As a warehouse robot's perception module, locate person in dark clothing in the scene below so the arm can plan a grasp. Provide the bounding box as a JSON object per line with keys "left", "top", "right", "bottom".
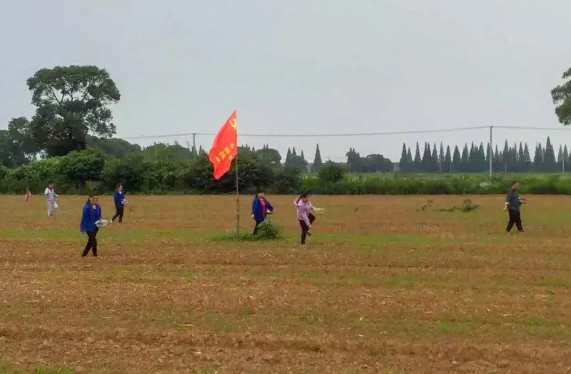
{"left": 251, "top": 191, "right": 274, "bottom": 235}
{"left": 504, "top": 181, "right": 526, "bottom": 232}
{"left": 112, "top": 183, "right": 126, "bottom": 224}
{"left": 81, "top": 194, "right": 102, "bottom": 257}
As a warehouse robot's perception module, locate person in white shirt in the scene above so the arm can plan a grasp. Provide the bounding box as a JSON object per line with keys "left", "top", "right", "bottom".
{"left": 44, "top": 182, "right": 59, "bottom": 217}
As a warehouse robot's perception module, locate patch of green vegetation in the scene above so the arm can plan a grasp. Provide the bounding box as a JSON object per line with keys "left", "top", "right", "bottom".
{"left": 213, "top": 221, "right": 283, "bottom": 242}
{"left": 535, "top": 277, "right": 571, "bottom": 288}
{"left": 0, "top": 227, "right": 210, "bottom": 242}
{"left": 33, "top": 364, "right": 77, "bottom": 374}
{"left": 433, "top": 199, "right": 480, "bottom": 213}
{"left": 0, "top": 364, "right": 77, "bottom": 374}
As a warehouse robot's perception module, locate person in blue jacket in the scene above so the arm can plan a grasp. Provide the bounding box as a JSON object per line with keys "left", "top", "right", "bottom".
{"left": 80, "top": 193, "right": 102, "bottom": 257}
{"left": 111, "top": 183, "right": 126, "bottom": 224}
{"left": 251, "top": 191, "right": 274, "bottom": 235}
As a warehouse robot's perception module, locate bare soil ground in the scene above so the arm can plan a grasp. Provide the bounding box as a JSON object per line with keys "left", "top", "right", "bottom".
{"left": 1, "top": 195, "right": 571, "bottom": 373}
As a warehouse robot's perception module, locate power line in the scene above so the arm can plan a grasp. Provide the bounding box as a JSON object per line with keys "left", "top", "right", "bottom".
{"left": 494, "top": 125, "right": 571, "bottom": 131}
{"left": 121, "top": 125, "right": 492, "bottom": 140}
{"left": 121, "top": 125, "right": 571, "bottom": 140}
{"left": 120, "top": 125, "right": 571, "bottom": 141}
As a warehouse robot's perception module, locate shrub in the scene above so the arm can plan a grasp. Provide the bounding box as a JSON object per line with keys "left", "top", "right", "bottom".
{"left": 318, "top": 162, "right": 346, "bottom": 184}
{"left": 254, "top": 220, "right": 282, "bottom": 240}
{"left": 215, "top": 220, "right": 283, "bottom": 242}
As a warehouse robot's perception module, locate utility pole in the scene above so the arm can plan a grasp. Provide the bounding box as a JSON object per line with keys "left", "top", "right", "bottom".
{"left": 192, "top": 133, "right": 196, "bottom": 151}
{"left": 489, "top": 126, "right": 493, "bottom": 178}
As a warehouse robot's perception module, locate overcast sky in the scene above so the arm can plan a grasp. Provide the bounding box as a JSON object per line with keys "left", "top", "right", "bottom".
{"left": 1, "top": 0, "right": 571, "bottom": 161}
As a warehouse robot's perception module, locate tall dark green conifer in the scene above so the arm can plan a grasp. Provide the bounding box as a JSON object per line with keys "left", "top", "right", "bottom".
{"left": 468, "top": 143, "right": 477, "bottom": 172}
{"left": 444, "top": 146, "right": 452, "bottom": 173}
{"left": 533, "top": 143, "right": 543, "bottom": 171}
{"left": 522, "top": 143, "right": 532, "bottom": 172}
{"left": 431, "top": 143, "right": 439, "bottom": 172}
{"left": 543, "top": 137, "right": 557, "bottom": 172}
{"left": 557, "top": 145, "right": 564, "bottom": 172}
{"left": 421, "top": 143, "right": 431, "bottom": 172}
{"left": 460, "top": 144, "right": 469, "bottom": 172}
{"left": 399, "top": 143, "right": 410, "bottom": 172}
{"left": 313, "top": 144, "right": 323, "bottom": 172}
{"left": 413, "top": 142, "right": 422, "bottom": 172}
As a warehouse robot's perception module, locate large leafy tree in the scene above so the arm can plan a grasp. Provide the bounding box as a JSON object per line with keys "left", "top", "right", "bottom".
{"left": 25, "top": 65, "right": 121, "bottom": 156}
{"left": 86, "top": 135, "right": 141, "bottom": 159}
{"left": 0, "top": 117, "right": 36, "bottom": 167}
{"left": 552, "top": 67, "right": 571, "bottom": 125}
{"left": 7, "top": 117, "right": 36, "bottom": 158}
{"left": 256, "top": 144, "right": 282, "bottom": 169}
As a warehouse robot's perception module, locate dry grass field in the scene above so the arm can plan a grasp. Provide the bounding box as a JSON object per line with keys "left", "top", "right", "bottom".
{"left": 1, "top": 194, "right": 571, "bottom": 373}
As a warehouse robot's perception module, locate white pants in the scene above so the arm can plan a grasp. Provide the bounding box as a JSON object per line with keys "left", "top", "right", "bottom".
{"left": 47, "top": 201, "right": 59, "bottom": 216}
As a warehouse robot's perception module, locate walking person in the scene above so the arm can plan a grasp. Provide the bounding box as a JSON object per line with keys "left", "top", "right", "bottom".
{"left": 505, "top": 181, "right": 526, "bottom": 232}
{"left": 295, "top": 193, "right": 317, "bottom": 245}
{"left": 251, "top": 191, "right": 274, "bottom": 235}
{"left": 44, "top": 182, "right": 59, "bottom": 217}
{"left": 80, "top": 194, "right": 102, "bottom": 257}
{"left": 111, "top": 183, "right": 126, "bottom": 224}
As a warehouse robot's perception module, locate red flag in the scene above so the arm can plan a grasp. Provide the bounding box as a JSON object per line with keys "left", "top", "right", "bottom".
{"left": 209, "top": 111, "right": 238, "bottom": 180}
{"left": 24, "top": 188, "right": 32, "bottom": 202}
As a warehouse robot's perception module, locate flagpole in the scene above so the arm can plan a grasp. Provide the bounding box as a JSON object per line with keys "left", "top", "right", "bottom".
{"left": 235, "top": 148, "right": 240, "bottom": 236}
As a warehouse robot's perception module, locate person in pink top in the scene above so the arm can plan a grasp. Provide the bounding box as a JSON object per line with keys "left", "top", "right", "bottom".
{"left": 295, "top": 193, "right": 317, "bottom": 245}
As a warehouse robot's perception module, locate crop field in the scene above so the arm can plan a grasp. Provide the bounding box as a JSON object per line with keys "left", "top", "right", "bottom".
{"left": 1, "top": 195, "right": 571, "bottom": 373}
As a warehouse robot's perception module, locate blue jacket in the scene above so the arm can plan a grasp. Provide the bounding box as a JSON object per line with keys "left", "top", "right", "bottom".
{"left": 80, "top": 203, "right": 102, "bottom": 232}
{"left": 114, "top": 190, "right": 125, "bottom": 208}
{"left": 252, "top": 197, "right": 273, "bottom": 223}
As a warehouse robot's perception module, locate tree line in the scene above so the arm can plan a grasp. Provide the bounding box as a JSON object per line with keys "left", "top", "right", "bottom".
{"left": 399, "top": 137, "right": 569, "bottom": 173}
{"left": 1, "top": 63, "right": 571, "bottom": 194}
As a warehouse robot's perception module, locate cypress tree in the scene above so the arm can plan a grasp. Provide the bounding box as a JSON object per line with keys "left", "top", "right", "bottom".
{"left": 431, "top": 143, "right": 439, "bottom": 172}
{"left": 494, "top": 145, "right": 501, "bottom": 173}
{"left": 444, "top": 145, "right": 452, "bottom": 173}
{"left": 413, "top": 142, "right": 422, "bottom": 172}
{"left": 399, "top": 143, "right": 409, "bottom": 172}
{"left": 477, "top": 143, "right": 485, "bottom": 172}
{"left": 543, "top": 137, "right": 557, "bottom": 172}
{"left": 421, "top": 143, "right": 431, "bottom": 172}
{"left": 557, "top": 145, "right": 564, "bottom": 172}
{"left": 517, "top": 142, "right": 525, "bottom": 171}
{"left": 285, "top": 148, "right": 292, "bottom": 166}
{"left": 522, "top": 143, "right": 532, "bottom": 172}
{"left": 461, "top": 144, "right": 469, "bottom": 172}
{"left": 501, "top": 141, "right": 509, "bottom": 173}
{"left": 452, "top": 145, "right": 461, "bottom": 173}
{"left": 468, "top": 143, "right": 477, "bottom": 172}
{"left": 313, "top": 144, "right": 323, "bottom": 172}
{"left": 533, "top": 143, "right": 543, "bottom": 171}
